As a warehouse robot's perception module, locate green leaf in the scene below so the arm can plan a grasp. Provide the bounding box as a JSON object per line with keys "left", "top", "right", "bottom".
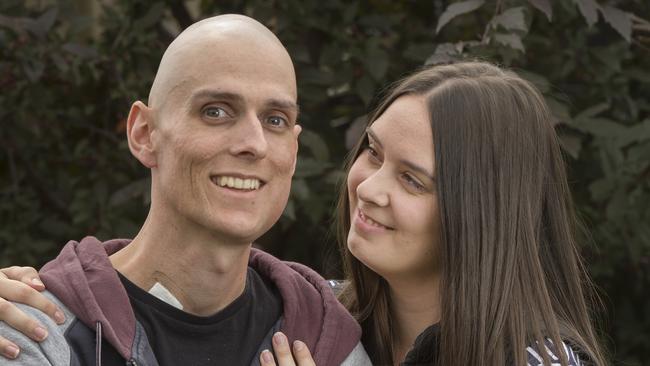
{"left": 625, "top": 68, "right": 650, "bottom": 83}
{"left": 282, "top": 199, "right": 296, "bottom": 221}
{"left": 517, "top": 70, "right": 550, "bottom": 93}
{"left": 527, "top": 0, "right": 552, "bottom": 21}
{"left": 355, "top": 75, "right": 375, "bottom": 106}
{"left": 574, "top": 103, "right": 610, "bottom": 122}
{"left": 299, "top": 128, "right": 330, "bottom": 161}
{"left": 62, "top": 43, "right": 98, "bottom": 59}
{"left": 25, "top": 8, "right": 57, "bottom": 39}
{"left": 573, "top": 0, "right": 599, "bottom": 27}
{"left": 619, "top": 120, "right": 650, "bottom": 146}
{"left": 606, "top": 189, "right": 628, "bottom": 221}
{"left": 492, "top": 33, "right": 525, "bottom": 52}
{"left": 600, "top": 6, "right": 632, "bottom": 42}
{"left": 436, "top": 0, "right": 485, "bottom": 34}
{"left": 425, "top": 43, "right": 462, "bottom": 65}
{"left": 365, "top": 46, "right": 389, "bottom": 80}
{"left": 589, "top": 178, "right": 615, "bottom": 202}
{"left": 295, "top": 157, "right": 331, "bottom": 178}
{"left": 559, "top": 131, "right": 582, "bottom": 159}
{"left": 403, "top": 43, "right": 437, "bottom": 62}
{"left": 23, "top": 60, "right": 44, "bottom": 82}
{"left": 291, "top": 178, "right": 311, "bottom": 201}
{"left": 573, "top": 117, "right": 624, "bottom": 138}
{"left": 345, "top": 116, "right": 367, "bottom": 150}
{"left": 492, "top": 7, "right": 528, "bottom": 32}
{"left": 137, "top": 2, "right": 166, "bottom": 30}
{"left": 109, "top": 178, "right": 150, "bottom": 207}
{"left": 545, "top": 97, "right": 571, "bottom": 124}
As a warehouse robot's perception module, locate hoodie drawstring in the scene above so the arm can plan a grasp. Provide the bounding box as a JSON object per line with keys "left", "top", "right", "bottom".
{"left": 95, "top": 321, "right": 102, "bottom": 366}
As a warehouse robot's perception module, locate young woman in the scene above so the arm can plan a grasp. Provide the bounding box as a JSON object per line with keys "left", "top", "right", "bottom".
{"left": 0, "top": 62, "right": 606, "bottom": 365}
{"left": 331, "top": 62, "right": 606, "bottom": 365}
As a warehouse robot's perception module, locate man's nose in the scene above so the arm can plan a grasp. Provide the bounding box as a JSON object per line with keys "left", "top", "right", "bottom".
{"left": 228, "top": 112, "right": 268, "bottom": 160}
{"left": 356, "top": 169, "right": 390, "bottom": 207}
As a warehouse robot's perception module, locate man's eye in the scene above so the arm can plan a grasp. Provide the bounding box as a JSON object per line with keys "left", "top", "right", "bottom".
{"left": 203, "top": 107, "right": 227, "bottom": 118}
{"left": 266, "top": 116, "right": 287, "bottom": 127}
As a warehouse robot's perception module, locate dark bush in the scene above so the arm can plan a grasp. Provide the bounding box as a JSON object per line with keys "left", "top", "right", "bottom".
{"left": 1, "top": 0, "right": 648, "bottom": 363}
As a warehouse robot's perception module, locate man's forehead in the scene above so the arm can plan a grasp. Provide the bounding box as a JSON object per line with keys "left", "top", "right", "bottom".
{"left": 149, "top": 14, "right": 296, "bottom": 109}
{"left": 189, "top": 89, "right": 299, "bottom": 111}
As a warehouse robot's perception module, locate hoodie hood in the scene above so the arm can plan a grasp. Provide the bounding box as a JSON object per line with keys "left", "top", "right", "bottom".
{"left": 39, "top": 237, "right": 134, "bottom": 359}
{"left": 249, "top": 248, "right": 361, "bottom": 365}
{"left": 39, "top": 237, "right": 361, "bottom": 365}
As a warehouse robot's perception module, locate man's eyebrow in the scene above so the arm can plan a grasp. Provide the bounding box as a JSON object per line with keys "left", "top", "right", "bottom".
{"left": 267, "top": 99, "right": 300, "bottom": 116}
{"left": 367, "top": 127, "right": 435, "bottom": 182}
{"left": 189, "top": 89, "right": 300, "bottom": 115}
{"left": 190, "top": 90, "right": 244, "bottom": 103}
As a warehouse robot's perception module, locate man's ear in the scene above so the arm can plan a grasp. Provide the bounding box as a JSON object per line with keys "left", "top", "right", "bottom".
{"left": 290, "top": 124, "right": 302, "bottom": 175}
{"left": 126, "top": 101, "right": 157, "bottom": 168}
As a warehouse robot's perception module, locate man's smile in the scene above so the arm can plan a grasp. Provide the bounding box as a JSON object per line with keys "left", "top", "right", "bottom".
{"left": 210, "top": 175, "right": 265, "bottom": 191}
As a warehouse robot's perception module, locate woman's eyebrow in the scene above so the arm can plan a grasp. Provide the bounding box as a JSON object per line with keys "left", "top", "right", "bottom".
{"left": 399, "top": 159, "right": 435, "bottom": 182}
{"left": 366, "top": 128, "right": 383, "bottom": 148}
{"left": 367, "top": 127, "right": 435, "bottom": 182}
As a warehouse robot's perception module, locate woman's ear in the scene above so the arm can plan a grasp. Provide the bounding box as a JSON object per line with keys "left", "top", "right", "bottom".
{"left": 126, "top": 101, "right": 157, "bottom": 168}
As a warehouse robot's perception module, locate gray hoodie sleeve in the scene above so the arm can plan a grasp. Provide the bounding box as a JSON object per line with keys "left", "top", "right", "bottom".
{"left": 340, "top": 342, "right": 372, "bottom": 366}
{"left": 0, "top": 294, "right": 73, "bottom": 365}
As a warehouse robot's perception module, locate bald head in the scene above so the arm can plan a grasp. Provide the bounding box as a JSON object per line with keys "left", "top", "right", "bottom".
{"left": 148, "top": 14, "right": 296, "bottom": 110}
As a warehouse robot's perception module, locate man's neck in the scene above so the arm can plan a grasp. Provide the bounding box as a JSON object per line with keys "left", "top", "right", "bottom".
{"left": 387, "top": 274, "right": 440, "bottom": 365}
{"left": 109, "top": 210, "right": 252, "bottom": 316}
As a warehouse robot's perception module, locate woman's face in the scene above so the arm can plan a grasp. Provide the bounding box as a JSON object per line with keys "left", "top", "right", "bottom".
{"left": 347, "top": 94, "right": 441, "bottom": 282}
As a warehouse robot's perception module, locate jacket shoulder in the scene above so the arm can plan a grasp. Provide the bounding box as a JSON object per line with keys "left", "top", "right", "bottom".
{"left": 0, "top": 291, "right": 74, "bottom": 365}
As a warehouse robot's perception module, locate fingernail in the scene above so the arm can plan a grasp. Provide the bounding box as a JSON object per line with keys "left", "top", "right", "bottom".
{"left": 261, "top": 350, "right": 273, "bottom": 363}
{"left": 54, "top": 310, "right": 65, "bottom": 324}
{"left": 31, "top": 278, "right": 44, "bottom": 287}
{"left": 293, "top": 340, "right": 305, "bottom": 351}
{"left": 4, "top": 344, "right": 19, "bottom": 358}
{"left": 33, "top": 326, "right": 48, "bottom": 340}
{"left": 273, "top": 332, "right": 286, "bottom": 346}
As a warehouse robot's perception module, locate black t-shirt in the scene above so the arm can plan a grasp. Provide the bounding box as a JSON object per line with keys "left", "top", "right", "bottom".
{"left": 118, "top": 267, "right": 282, "bottom": 366}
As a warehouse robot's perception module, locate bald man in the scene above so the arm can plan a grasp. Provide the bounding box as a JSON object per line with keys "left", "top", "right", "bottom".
{"left": 0, "top": 15, "right": 369, "bottom": 366}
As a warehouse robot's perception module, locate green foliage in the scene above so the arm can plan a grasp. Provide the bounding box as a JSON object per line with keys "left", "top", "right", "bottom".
{"left": 1, "top": 0, "right": 648, "bottom": 363}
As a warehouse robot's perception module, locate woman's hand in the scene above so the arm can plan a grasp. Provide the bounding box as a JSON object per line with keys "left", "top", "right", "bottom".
{"left": 0, "top": 266, "right": 65, "bottom": 359}
{"left": 259, "top": 332, "right": 315, "bottom": 366}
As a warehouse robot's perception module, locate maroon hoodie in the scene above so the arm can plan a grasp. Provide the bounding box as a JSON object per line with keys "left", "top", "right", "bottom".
{"left": 32, "top": 236, "right": 364, "bottom": 366}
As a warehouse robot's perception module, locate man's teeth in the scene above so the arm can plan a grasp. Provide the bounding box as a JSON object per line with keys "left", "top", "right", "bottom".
{"left": 215, "top": 176, "right": 261, "bottom": 190}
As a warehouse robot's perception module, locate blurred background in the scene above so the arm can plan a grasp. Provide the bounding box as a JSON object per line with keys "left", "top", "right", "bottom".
{"left": 1, "top": 0, "right": 648, "bottom": 363}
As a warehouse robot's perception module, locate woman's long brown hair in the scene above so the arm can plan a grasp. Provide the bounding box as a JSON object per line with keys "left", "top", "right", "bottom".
{"left": 336, "top": 62, "right": 607, "bottom": 365}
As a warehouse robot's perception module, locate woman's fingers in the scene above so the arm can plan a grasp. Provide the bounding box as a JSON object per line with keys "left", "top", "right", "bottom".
{"left": 271, "top": 332, "right": 296, "bottom": 366}
{"left": 0, "top": 266, "right": 45, "bottom": 290}
{"left": 259, "top": 333, "right": 315, "bottom": 366}
{"left": 260, "top": 349, "right": 277, "bottom": 366}
{"left": 0, "top": 296, "right": 49, "bottom": 342}
{"left": 0, "top": 335, "right": 20, "bottom": 359}
{"left": 0, "top": 269, "right": 66, "bottom": 358}
{"left": 0, "top": 268, "right": 64, "bottom": 325}
{"left": 291, "top": 340, "right": 315, "bottom": 366}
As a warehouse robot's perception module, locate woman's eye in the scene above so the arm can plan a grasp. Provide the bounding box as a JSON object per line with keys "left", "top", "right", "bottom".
{"left": 203, "top": 106, "right": 227, "bottom": 119}
{"left": 365, "top": 146, "right": 381, "bottom": 163}
{"left": 402, "top": 173, "right": 425, "bottom": 192}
